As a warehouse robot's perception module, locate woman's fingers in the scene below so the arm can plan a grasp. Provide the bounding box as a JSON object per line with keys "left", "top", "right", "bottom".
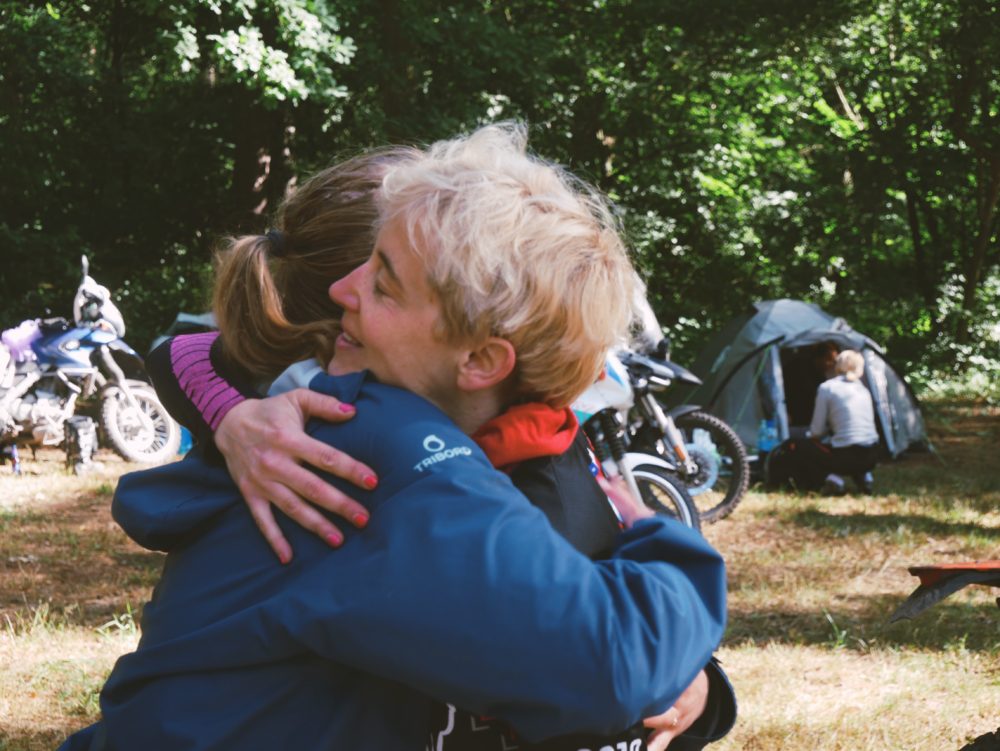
{"left": 645, "top": 728, "right": 674, "bottom": 751}
{"left": 240, "top": 487, "right": 293, "bottom": 564}
{"left": 240, "top": 476, "right": 351, "bottom": 562}
{"left": 215, "top": 391, "right": 377, "bottom": 556}
{"left": 280, "top": 428, "right": 378, "bottom": 496}
{"left": 266, "top": 479, "right": 348, "bottom": 547}
{"left": 642, "top": 708, "right": 682, "bottom": 751}
{"left": 285, "top": 388, "right": 379, "bottom": 492}
{"left": 263, "top": 448, "right": 371, "bottom": 528}
{"left": 641, "top": 668, "right": 709, "bottom": 750}
{"left": 596, "top": 473, "right": 653, "bottom": 527}
{"left": 290, "top": 387, "right": 358, "bottom": 423}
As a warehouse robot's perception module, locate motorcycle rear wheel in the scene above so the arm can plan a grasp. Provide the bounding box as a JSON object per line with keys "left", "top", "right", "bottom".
{"left": 673, "top": 410, "right": 749, "bottom": 523}
{"left": 631, "top": 464, "right": 701, "bottom": 532}
{"left": 100, "top": 380, "right": 180, "bottom": 464}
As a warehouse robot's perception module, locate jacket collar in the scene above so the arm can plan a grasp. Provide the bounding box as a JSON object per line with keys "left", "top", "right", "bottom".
{"left": 472, "top": 403, "right": 579, "bottom": 471}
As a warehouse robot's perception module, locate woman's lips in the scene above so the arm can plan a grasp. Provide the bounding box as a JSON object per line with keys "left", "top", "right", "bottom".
{"left": 339, "top": 330, "right": 362, "bottom": 348}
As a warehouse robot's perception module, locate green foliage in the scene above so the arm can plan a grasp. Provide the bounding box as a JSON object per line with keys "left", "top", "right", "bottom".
{"left": 0, "top": 0, "right": 997, "bottom": 370}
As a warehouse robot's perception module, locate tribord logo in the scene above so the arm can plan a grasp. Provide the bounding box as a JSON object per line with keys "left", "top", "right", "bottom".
{"left": 414, "top": 434, "right": 473, "bottom": 472}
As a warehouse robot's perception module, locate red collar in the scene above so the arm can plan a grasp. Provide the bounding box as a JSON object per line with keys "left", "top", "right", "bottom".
{"left": 471, "top": 403, "right": 579, "bottom": 471}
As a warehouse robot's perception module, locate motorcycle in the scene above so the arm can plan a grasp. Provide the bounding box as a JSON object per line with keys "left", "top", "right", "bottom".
{"left": 575, "top": 344, "right": 750, "bottom": 525}
{"left": 573, "top": 353, "right": 701, "bottom": 532}
{"left": 0, "top": 256, "right": 180, "bottom": 472}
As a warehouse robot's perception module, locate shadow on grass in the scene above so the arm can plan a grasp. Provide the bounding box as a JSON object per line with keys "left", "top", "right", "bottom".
{"left": 726, "top": 592, "right": 1000, "bottom": 652}
{"left": 790, "top": 509, "right": 1000, "bottom": 540}
{"left": 0, "top": 492, "right": 163, "bottom": 629}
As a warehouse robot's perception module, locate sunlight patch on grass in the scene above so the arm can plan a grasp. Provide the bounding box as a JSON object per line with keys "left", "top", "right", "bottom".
{"left": 0, "top": 621, "right": 138, "bottom": 748}
{"left": 712, "top": 643, "right": 1000, "bottom": 751}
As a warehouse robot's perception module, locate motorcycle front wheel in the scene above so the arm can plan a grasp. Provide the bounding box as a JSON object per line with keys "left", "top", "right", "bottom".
{"left": 673, "top": 410, "right": 749, "bottom": 523}
{"left": 100, "top": 380, "right": 180, "bottom": 463}
{"left": 631, "top": 464, "right": 701, "bottom": 533}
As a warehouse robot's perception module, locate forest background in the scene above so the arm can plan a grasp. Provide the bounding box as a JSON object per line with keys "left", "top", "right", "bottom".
{"left": 2, "top": 0, "right": 999, "bottom": 390}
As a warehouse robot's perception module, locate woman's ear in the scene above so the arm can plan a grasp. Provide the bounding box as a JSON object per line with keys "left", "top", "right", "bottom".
{"left": 456, "top": 337, "right": 516, "bottom": 393}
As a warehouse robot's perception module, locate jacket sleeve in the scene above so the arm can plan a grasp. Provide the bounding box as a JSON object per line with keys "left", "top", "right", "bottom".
{"left": 112, "top": 455, "right": 241, "bottom": 551}
{"left": 146, "top": 333, "right": 258, "bottom": 452}
{"left": 287, "top": 437, "right": 728, "bottom": 743}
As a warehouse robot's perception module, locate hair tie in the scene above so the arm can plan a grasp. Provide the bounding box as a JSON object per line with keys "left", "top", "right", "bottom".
{"left": 265, "top": 228, "right": 287, "bottom": 257}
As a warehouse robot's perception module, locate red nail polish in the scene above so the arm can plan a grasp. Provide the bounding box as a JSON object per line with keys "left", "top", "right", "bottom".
{"left": 338, "top": 403, "right": 355, "bottom": 414}
{"left": 326, "top": 533, "right": 343, "bottom": 547}
{"left": 363, "top": 474, "right": 378, "bottom": 490}
{"left": 353, "top": 513, "right": 369, "bottom": 528}
{"left": 279, "top": 551, "right": 291, "bottom": 565}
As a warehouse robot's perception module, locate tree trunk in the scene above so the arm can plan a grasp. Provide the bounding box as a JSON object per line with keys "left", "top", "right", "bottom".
{"left": 955, "top": 155, "right": 1000, "bottom": 345}
{"left": 904, "top": 187, "right": 937, "bottom": 315}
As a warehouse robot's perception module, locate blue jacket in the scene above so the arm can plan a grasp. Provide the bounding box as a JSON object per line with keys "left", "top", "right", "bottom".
{"left": 63, "top": 372, "right": 727, "bottom": 750}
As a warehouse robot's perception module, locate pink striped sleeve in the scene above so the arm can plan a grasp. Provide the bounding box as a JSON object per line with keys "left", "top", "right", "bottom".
{"left": 170, "top": 332, "right": 247, "bottom": 431}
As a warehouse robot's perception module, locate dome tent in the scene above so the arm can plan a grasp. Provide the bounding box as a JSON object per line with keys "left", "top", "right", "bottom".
{"left": 678, "top": 299, "right": 928, "bottom": 458}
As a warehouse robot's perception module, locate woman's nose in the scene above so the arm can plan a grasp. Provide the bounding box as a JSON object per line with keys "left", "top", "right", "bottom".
{"left": 329, "top": 265, "right": 364, "bottom": 310}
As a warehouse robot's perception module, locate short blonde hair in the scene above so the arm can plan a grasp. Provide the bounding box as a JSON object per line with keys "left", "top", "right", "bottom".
{"left": 378, "top": 123, "right": 637, "bottom": 407}
{"left": 835, "top": 349, "right": 865, "bottom": 382}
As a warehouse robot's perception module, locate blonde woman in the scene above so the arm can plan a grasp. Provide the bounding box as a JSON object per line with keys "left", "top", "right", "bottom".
{"left": 806, "top": 349, "right": 880, "bottom": 493}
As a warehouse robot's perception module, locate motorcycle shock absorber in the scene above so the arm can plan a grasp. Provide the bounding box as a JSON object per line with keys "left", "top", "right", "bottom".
{"left": 599, "top": 409, "right": 628, "bottom": 463}
{"left": 595, "top": 408, "right": 644, "bottom": 503}
{"left": 641, "top": 393, "right": 698, "bottom": 476}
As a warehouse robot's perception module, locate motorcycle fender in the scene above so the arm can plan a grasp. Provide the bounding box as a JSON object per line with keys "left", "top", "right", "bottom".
{"left": 667, "top": 404, "right": 702, "bottom": 420}
{"left": 620, "top": 452, "right": 675, "bottom": 474}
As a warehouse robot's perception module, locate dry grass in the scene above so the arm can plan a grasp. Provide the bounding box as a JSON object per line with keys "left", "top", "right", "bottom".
{"left": 0, "top": 449, "right": 160, "bottom": 750}
{"left": 713, "top": 644, "right": 998, "bottom": 750}
{"left": 0, "top": 398, "right": 998, "bottom": 750}
{"left": 702, "top": 398, "right": 1000, "bottom": 750}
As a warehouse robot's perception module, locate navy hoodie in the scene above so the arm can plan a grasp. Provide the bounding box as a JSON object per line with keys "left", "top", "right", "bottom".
{"left": 62, "top": 371, "right": 727, "bottom": 750}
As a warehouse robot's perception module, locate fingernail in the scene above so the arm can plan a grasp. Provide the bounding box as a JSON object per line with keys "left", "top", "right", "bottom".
{"left": 363, "top": 474, "right": 378, "bottom": 490}
{"left": 338, "top": 403, "right": 355, "bottom": 414}
{"left": 279, "top": 551, "right": 291, "bottom": 565}
{"left": 352, "top": 512, "right": 369, "bottom": 528}
{"left": 325, "top": 532, "right": 343, "bottom": 547}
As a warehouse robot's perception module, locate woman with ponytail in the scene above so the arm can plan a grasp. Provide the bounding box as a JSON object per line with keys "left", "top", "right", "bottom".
{"left": 147, "top": 147, "right": 420, "bottom": 544}
{"left": 211, "top": 148, "right": 408, "bottom": 379}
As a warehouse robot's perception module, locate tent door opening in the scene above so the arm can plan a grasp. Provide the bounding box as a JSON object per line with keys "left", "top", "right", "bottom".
{"left": 778, "top": 344, "right": 836, "bottom": 432}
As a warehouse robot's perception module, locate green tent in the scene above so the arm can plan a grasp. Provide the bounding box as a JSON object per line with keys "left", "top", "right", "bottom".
{"left": 678, "top": 299, "right": 928, "bottom": 457}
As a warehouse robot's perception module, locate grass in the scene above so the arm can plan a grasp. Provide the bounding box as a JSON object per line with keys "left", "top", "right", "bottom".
{"left": 0, "top": 396, "right": 997, "bottom": 750}
{"left": 0, "top": 450, "right": 156, "bottom": 750}
{"left": 702, "top": 397, "right": 1000, "bottom": 750}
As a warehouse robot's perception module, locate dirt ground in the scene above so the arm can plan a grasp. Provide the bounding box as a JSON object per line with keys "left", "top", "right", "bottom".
{"left": 1, "top": 397, "right": 998, "bottom": 750}
{"left": 0, "top": 449, "right": 164, "bottom": 630}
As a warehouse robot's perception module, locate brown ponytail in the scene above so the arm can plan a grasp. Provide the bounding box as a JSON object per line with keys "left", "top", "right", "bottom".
{"left": 211, "top": 146, "right": 420, "bottom": 380}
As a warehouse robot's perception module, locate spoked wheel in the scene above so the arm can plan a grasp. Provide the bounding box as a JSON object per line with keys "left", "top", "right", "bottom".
{"left": 674, "top": 410, "right": 749, "bottom": 523}
{"left": 631, "top": 464, "right": 701, "bottom": 532}
{"left": 100, "top": 380, "right": 180, "bottom": 463}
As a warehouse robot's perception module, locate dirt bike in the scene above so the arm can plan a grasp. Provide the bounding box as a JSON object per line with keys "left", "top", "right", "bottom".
{"left": 0, "top": 256, "right": 180, "bottom": 472}
{"left": 620, "top": 346, "right": 750, "bottom": 523}
{"left": 573, "top": 354, "right": 701, "bottom": 532}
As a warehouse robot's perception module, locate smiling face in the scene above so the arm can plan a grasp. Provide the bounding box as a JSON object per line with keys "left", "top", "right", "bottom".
{"left": 327, "top": 220, "right": 467, "bottom": 413}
